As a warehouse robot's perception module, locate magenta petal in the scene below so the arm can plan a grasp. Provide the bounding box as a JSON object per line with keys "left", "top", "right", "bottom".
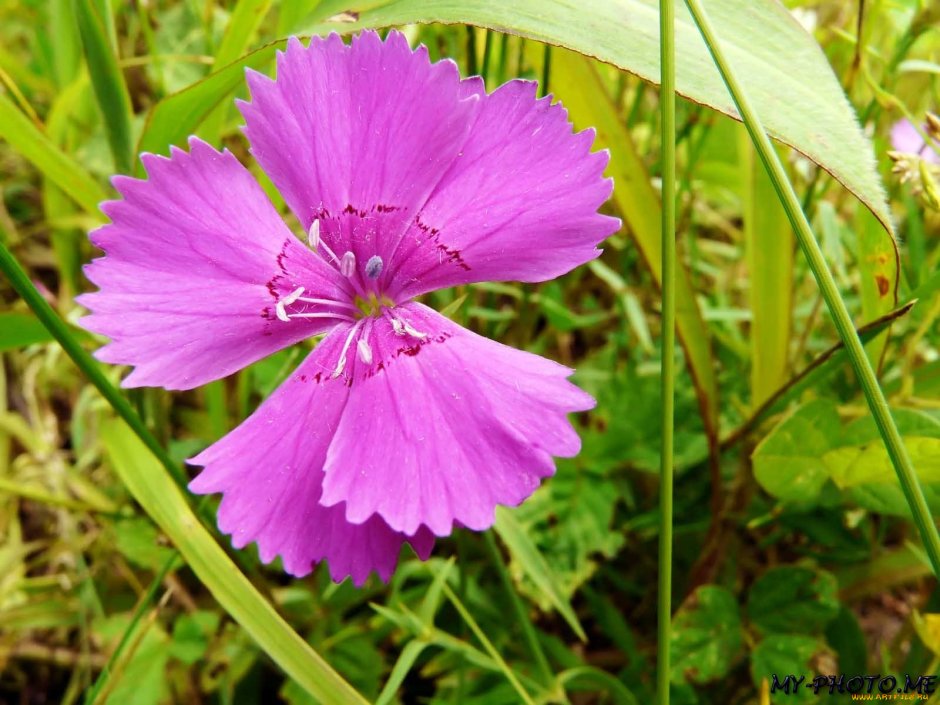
{"left": 239, "top": 31, "right": 479, "bottom": 259}
{"left": 890, "top": 118, "right": 940, "bottom": 164}
{"left": 189, "top": 328, "right": 433, "bottom": 585}
{"left": 389, "top": 79, "right": 620, "bottom": 300}
{"left": 79, "top": 138, "right": 346, "bottom": 390}
{"left": 320, "top": 303, "right": 595, "bottom": 536}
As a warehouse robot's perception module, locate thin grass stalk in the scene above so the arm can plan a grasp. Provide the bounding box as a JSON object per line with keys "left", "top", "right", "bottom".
{"left": 683, "top": 0, "right": 940, "bottom": 578}
{"left": 657, "top": 0, "right": 677, "bottom": 702}
{"left": 483, "top": 533, "right": 554, "bottom": 687}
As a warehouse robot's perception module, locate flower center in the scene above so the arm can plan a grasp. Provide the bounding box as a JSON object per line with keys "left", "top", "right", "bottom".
{"left": 354, "top": 292, "right": 395, "bottom": 319}
{"left": 272, "top": 218, "right": 429, "bottom": 381}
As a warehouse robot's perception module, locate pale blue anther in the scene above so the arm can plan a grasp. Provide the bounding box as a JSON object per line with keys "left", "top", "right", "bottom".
{"left": 365, "top": 255, "right": 384, "bottom": 279}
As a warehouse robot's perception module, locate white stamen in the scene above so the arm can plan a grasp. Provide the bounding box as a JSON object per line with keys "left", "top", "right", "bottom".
{"left": 307, "top": 220, "right": 320, "bottom": 248}
{"left": 274, "top": 287, "right": 355, "bottom": 324}
{"left": 297, "top": 296, "right": 358, "bottom": 311}
{"left": 402, "top": 321, "right": 427, "bottom": 339}
{"left": 332, "top": 321, "right": 362, "bottom": 378}
{"left": 389, "top": 314, "right": 427, "bottom": 339}
{"left": 357, "top": 338, "right": 373, "bottom": 364}
{"left": 306, "top": 219, "right": 341, "bottom": 266}
{"left": 365, "top": 255, "right": 384, "bottom": 279}
{"left": 286, "top": 312, "right": 356, "bottom": 321}
{"left": 282, "top": 286, "right": 305, "bottom": 305}
{"left": 340, "top": 251, "right": 356, "bottom": 278}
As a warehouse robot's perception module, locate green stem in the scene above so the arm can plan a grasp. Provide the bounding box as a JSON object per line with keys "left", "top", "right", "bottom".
{"left": 483, "top": 532, "right": 554, "bottom": 687}
{"left": 657, "top": 0, "right": 677, "bottom": 702}
{"left": 684, "top": 0, "right": 940, "bottom": 579}
{"left": 539, "top": 44, "right": 551, "bottom": 98}
{"left": 0, "top": 240, "right": 188, "bottom": 490}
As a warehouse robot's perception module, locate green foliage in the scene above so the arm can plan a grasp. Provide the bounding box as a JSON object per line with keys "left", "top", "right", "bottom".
{"left": 1, "top": 1, "right": 939, "bottom": 704}
{"left": 747, "top": 567, "right": 839, "bottom": 635}
{"left": 670, "top": 585, "right": 743, "bottom": 684}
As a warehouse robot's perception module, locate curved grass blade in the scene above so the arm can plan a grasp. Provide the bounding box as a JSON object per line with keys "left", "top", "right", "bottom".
{"left": 305, "top": 0, "right": 894, "bottom": 239}
{"left": 74, "top": 0, "right": 134, "bottom": 174}
{"left": 100, "top": 420, "right": 369, "bottom": 705}
{"left": 0, "top": 91, "right": 108, "bottom": 215}
{"left": 494, "top": 507, "right": 587, "bottom": 642}
{"left": 135, "top": 40, "right": 284, "bottom": 163}
{"left": 723, "top": 301, "right": 916, "bottom": 450}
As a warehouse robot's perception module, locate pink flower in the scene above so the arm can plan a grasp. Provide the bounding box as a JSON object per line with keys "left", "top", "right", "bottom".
{"left": 890, "top": 118, "right": 940, "bottom": 164}
{"left": 79, "top": 32, "right": 618, "bottom": 585}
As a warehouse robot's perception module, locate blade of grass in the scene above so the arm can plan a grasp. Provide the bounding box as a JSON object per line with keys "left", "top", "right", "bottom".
{"left": 375, "top": 640, "right": 428, "bottom": 705}
{"left": 741, "top": 133, "right": 794, "bottom": 407}
{"left": 200, "top": 0, "right": 274, "bottom": 143}
{"left": 0, "top": 241, "right": 366, "bottom": 704}
{"left": 100, "top": 419, "right": 369, "bottom": 705}
{"left": 440, "top": 579, "right": 536, "bottom": 705}
{"left": 136, "top": 40, "right": 284, "bottom": 162}
{"left": 493, "top": 507, "right": 586, "bottom": 642}
{"left": 483, "top": 531, "right": 554, "bottom": 687}
{"left": 657, "top": 3, "right": 677, "bottom": 705}
{"left": 723, "top": 301, "right": 916, "bottom": 450}
{"left": 684, "top": 0, "right": 940, "bottom": 578}
{"left": 83, "top": 551, "right": 182, "bottom": 705}
{"left": 74, "top": 0, "right": 134, "bottom": 174}
{"left": 0, "top": 92, "right": 108, "bottom": 215}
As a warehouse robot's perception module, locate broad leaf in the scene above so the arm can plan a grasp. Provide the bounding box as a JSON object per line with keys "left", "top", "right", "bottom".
{"left": 747, "top": 566, "right": 839, "bottom": 635}
{"left": 138, "top": 0, "right": 894, "bottom": 244}
{"left": 670, "top": 585, "right": 743, "bottom": 684}
{"left": 308, "top": 0, "right": 893, "bottom": 237}
{"left": 752, "top": 399, "right": 842, "bottom": 503}
{"left": 750, "top": 635, "right": 822, "bottom": 704}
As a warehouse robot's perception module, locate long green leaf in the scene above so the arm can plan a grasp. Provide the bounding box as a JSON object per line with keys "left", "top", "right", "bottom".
{"left": 304, "top": 0, "right": 893, "bottom": 238}
{"left": 551, "top": 50, "right": 719, "bottom": 436}
{"left": 136, "top": 41, "right": 284, "bottom": 162}
{"left": 0, "top": 91, "right": 108, "bottom": 215}
{"left": 742, "top": 133, "right": 794, "bottom": 407}
{"left": 100, "top": 419, "right": 369, "bottom": 705}
{"left": 135, "top": 0, "right": 891, "bottom": 247}
{"left": 74, "top": 0, "right": 134, "bottom": 174}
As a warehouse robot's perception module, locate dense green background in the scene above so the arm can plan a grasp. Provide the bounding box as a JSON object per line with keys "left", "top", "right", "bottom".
{"left": 1, "top": 0, "right": 939, "bottom": 703}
